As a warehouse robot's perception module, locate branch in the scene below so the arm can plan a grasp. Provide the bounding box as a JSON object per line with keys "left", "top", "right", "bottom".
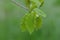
{"left": 11, "top": 0, "right": 28, "bottom": 12}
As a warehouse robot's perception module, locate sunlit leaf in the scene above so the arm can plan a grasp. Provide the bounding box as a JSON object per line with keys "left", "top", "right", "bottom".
{"left": 20, "top": 11, "right": 42, "bottom": 34}
{"left": 20, "top": 12, "right": 35, "bottom": 34}
{"left": 25, "top": 12, "right": 36, "bottom": 34}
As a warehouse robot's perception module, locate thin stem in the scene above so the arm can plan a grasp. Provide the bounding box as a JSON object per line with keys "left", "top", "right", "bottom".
{"left": 11, "top": 0, "right": 28, "bottom": 12}
{"left": 30, "top": 35, "right": 31, "bottom": 40}
{"left": 25, "top": 32, "right": 26, "bottom": 40}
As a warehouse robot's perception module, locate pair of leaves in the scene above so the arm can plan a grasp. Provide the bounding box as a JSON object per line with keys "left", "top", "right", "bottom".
{"left": 20, "top": 11, "right": 42, "bottom": 34}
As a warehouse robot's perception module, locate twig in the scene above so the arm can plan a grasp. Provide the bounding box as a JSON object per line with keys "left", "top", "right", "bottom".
{"left": 11, "top": 0, "right": 28, "bottom": 12}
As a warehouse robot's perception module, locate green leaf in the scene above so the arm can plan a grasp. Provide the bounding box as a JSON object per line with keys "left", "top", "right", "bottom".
{"left": 25, "top": 0, "right": 44, "bottom": 10}
{"left": 35, "top": 16, "right": 42, "bottom": 30}
{"left": 20, "top": 15, "right": 27, "bottom": 32}
{"left": 30, "top": 0, "right": 44, "bottom": 8}
{"left": 34, "top": 8, "right": 46, "bottom": 17}
{"left": 20, "top": 0, "right": 45, "bottom": 34}
{"left": 30, "top": 2, "right": 37, "bottom": 11}
{"left": 20, "top": 11, "right": 42, "bottom": 34}
{"left": 20, "top": 12, "right": 36, "bottom": 34}
{"left": 30, "top": 0, "right": 41, "bottom": 7}
{"left": 25, "top": 12, "right": 36, "bottom": 34}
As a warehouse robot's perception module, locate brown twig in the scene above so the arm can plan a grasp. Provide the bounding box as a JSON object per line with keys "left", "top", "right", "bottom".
{"left": 11, "top": 0, "right": 28, "bottom": 12}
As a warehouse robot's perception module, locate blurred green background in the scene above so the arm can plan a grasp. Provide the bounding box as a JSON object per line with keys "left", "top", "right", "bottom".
{"left": 0, "top": 0, "right": 60, "bottom": 40}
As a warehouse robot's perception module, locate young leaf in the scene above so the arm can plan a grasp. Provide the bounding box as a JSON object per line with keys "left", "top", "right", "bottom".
{"left": 20, "top": 11, "right": 42, "bottom": 34}
{"left": 20, "top": 11, "right": 36, "bottom": 34}
{"left": 34, "top": 8, "right": 46, "bottom": 17}
{"left": 25, "top": 12, "right": 36, "bottom": 34}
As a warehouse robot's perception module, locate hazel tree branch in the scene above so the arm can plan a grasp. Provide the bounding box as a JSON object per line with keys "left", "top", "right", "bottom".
{"left": 11, "top": 0, "right": 28, "bottom": 12}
